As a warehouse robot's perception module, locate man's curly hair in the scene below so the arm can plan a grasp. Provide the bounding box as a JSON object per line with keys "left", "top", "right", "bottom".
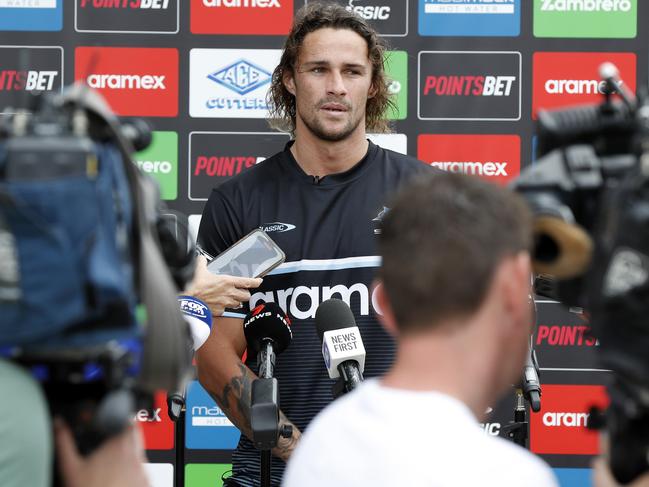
{"left": 267, "top": 2, "right": 396, "bottom": 135}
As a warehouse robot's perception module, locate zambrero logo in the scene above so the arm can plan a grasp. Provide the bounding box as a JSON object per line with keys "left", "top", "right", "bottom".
{"left": 540, "top": 0, "right": 631, "bottom": 11}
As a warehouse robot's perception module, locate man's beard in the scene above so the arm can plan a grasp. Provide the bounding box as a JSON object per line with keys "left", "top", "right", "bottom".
{"left": 300, "top": 108, "right": 364, "bottom": 142}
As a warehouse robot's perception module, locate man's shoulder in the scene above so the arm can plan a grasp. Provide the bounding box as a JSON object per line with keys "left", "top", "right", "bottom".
{"left": 483, "top": 435, "right": 558, "bottom": 485}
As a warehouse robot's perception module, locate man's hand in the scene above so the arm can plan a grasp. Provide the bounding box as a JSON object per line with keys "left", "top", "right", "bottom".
{"left": 55, "top": 420, "right": 149, "bottom": 487}
{"left": 185, "top": 255, "right": 263, "bottom": 316}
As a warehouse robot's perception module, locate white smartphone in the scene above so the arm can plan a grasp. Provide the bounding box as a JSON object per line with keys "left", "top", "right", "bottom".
{"left": 204, "top": 229, "right": 285, "bottom": 278}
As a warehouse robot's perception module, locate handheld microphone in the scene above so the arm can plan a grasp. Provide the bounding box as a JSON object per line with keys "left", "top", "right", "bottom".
{"left": 178, "top": 295, "right": 212, "bottom": 351}
{"left": 315, "top": 299, "right": 365, "bottom": 395}
{"left": 521, "top": 346, "right": 542, "bottom": 412}
{"left": 243, "top": 302, "right": 292, "bottom": 379}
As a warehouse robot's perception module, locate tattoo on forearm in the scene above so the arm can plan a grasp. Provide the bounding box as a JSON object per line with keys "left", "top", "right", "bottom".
{"left": 273, "top": 411, "right": 301, "bottom": 462}
{"left": 213, "top": 362, "right": 255, "bottom": 438}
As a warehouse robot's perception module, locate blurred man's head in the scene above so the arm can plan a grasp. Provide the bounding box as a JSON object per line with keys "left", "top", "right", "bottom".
{"left": 267, "top": 2, "right": 395, "bottom": 138}
{"left": 377, "top": 172, "right": 534, "bottom": 398}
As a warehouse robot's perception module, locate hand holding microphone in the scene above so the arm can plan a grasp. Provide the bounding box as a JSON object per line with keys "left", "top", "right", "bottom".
{"left": 315, "top": 299, "right": 366, "bottom": 396}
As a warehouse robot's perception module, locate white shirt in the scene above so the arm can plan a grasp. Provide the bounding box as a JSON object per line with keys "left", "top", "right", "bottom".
{"left": 283, "top": 379, "right": 559, "bottom": 487}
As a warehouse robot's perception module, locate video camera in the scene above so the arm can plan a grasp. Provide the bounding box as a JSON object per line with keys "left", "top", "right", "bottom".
{"left": 513, "top": 63, "right": 649, "bottom": 484}
{"left": 0, "top": 84, "right": 194, "bottom": 457}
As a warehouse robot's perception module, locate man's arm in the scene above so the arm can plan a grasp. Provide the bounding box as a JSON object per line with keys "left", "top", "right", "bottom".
{"left": 195, "top": 316, "right": 301, "bottom": 462}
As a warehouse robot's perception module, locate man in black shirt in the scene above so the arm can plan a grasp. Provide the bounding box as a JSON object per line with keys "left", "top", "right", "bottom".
{"left": 190, "top": 4, "right": 428, "bottom": 486}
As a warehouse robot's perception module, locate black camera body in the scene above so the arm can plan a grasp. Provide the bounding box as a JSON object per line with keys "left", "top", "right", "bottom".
{"left": 513, "top": 68, "right": 649, "bottom": 483}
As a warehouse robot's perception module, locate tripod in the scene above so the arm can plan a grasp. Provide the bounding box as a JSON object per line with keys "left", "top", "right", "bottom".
{"left": 167, "top": 391, "right": 186, "bottom": 487}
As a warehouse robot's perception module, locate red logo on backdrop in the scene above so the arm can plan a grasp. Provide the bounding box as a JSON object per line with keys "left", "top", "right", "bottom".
{"left": 533, "top": 52, "right": 636, "bottom": 119}
{"left": 75, "top": 47, "right": 178, "bottom": 117}
{"left": 190, "top": 0, "right": 293, "bottom": 35}
{"left": 135, "top": 391, "right": 174, "bottom": 449}
{"left": 530, "top": 385, "right": 608, "bottom": 455}
{"left": 417, "top": 134, "right": 520, "bottom": 185}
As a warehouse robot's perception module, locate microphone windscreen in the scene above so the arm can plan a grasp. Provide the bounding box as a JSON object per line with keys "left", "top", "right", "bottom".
{"left": 243, "top": 302, "right": 292, "bottom": 355}
{"left": 315, "top": 299, "right": 357, "bottom": 342}
{"left": 178, "top": 296, "right": 212, "bottom": 350}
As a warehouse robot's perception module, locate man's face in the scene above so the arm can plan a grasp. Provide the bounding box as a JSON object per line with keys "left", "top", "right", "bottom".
{"left": 284, "top": 27, "right": 375, "bottom": 142}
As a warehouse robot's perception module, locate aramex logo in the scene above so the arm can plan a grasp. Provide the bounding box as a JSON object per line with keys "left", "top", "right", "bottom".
{"left": 540, "top": 0, "right": 631, "bottom": 11}
{"left": 430, "top": 161, "right": 508, "bottom": 177}
{"left": 545, "top": 79, "right": 624, "bottom": 94}
{"left": 202, "top": 0, "right": 280, "bottom": 6}
{"left": 87, "top": 74, "right": 165, "bottom": 90}
{"left": 542, "top": 412, "right": 589, "bottom": 427}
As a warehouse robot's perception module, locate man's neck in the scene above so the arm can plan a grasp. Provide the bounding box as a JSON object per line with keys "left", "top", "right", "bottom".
{"left": 290, "top": 129, "right": 369, "bottom": 177}
{"left": 381, "top": 320, "right": 502, "bottom": 420}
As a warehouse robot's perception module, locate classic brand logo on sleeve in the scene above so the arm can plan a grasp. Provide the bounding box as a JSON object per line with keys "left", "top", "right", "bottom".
{"left": 530, "top": 384, "right": 608, "bottom": 455}
{"left": 419, "top": 0, "right": 520, "bottom": 36}
{"left": 191, "top": 0, "right": 292, "bottom": 34}
{"left": 418, "top": 52, "right": 521, "bottom": 120}
{"left": 532, "top": 52, "right": 636, "bottom": 118}
{"left": 75, "top": 47, "right": 178, "bottom": 117}
{"left": 417, "top": 134, "right": 520, "bottom": 185}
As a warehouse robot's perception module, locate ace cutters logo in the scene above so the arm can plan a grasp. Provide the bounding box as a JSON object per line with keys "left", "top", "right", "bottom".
{"left": 189, "top": 49, "right": 282, "bottom": 119}
{"left": 75, "top": 47, "right": 178, "bottom": 117}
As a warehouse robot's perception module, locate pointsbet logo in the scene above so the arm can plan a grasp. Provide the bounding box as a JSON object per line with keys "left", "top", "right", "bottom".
{"left": 417, "top": 135, "right": 520, "bottom": 185}
{"left": 418, "top": 52, "right": 521, "bottom": 120}
{"left": 191, "top": 0, "right": 293, "bottom": 34}
{"left": 0, "top": 47, "right": 62, "bottom": 111}
{"left": 134, "top": 131, "right": 178, "bottom": 200}
{"left": 75, "top": 0, "right": 178, "bottom": 32}
{"left": 533, "top": 52, "right": 636, "bottom": 118}
{"left": 188, "top": 131, "right": 290, "bottom": 200}
{"left": 75, "top": 47, "right": 178, "bottom": 117}
{"left": 419, "top": 0, "right": 520, "bottom": 36}
{"left": 534, "top": 0, "right": 636, "bottom": 38}
{"left": 530, "top": 384, "right": 608, "bottom": 455}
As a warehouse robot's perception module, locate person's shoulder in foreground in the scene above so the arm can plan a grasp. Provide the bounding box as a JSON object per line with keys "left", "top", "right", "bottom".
{"left": 282, "top": 379, "right": 557, "bottom": 487}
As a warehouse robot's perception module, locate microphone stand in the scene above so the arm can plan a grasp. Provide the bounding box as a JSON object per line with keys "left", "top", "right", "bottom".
{"left": 167, "top": 391, "right": 185, "bottom": 487}
{"left": 502, "top": 345, "right": 542, "bottom": 448}
{"left": 251, "top": 340, "right": 292, "bottom": 487}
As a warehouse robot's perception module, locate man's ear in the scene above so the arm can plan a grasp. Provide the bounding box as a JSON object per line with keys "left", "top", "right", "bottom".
{"left": 373, "top": 280, "right": 399, "bottom": 337}
{"left": 283, "top": 69, "right": 296, "bottom": 96}
{"left": 367, "top": 80, "right": 377, "bottom": 99}
{"left": 497, "top": 252, "right": 532, "bottom": 330}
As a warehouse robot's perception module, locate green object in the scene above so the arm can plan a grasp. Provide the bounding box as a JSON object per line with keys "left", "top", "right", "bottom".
{"left": 534, "top": 0, "right": 636, "bottom": 38}
{"left": 185, "top": 464, "right": 233, "bottom": 487}
{"left": 134, "top": 131, "right": 178, "bottom": 200}
{"left": 384, "top": 51, "right": 408, "bottom": 120}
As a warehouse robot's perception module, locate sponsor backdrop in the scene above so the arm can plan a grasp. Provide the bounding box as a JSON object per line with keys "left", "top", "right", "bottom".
{"left": 0, "top": 1, "right": 645, "bottom": 486}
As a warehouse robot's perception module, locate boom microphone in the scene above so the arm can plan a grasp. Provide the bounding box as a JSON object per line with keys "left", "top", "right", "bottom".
{"left": 315, "top": 299, "right": 365, "bottom": 395}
